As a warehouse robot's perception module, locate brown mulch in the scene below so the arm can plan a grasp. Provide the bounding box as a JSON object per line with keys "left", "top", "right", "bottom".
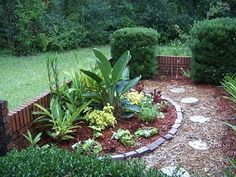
{"left": 141, "top": 77, "right": 236, "bottom": 177}
{"left": 44, "top": 102, "right": 176, "bottom": 154}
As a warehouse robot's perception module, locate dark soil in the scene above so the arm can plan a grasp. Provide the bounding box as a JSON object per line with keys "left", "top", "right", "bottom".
{"left": 43, "top": 102, "right": 176, "bottom": 154}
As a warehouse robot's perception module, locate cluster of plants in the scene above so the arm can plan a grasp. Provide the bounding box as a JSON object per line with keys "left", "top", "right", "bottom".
{"left": 222, "top": 75, "right": 236, "bottom": 176}
{"left": 1, "top": 0, "right": 235, "bottom": 55}
{"left": 189, "top": 17, "right": 236, "bottom": 84}
{"left": 31, "top": 49, "right": 166, "bottom": 153}
{"left": 0, "top": 146, "right": 167, "bottom": 177}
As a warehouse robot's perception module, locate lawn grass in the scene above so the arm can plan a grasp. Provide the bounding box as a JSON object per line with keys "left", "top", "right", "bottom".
{"left": 0, "top": 46, "right": 109, "bottom": 111}
{"left": 0, "top": 44, "right": 191, "bottom": 111}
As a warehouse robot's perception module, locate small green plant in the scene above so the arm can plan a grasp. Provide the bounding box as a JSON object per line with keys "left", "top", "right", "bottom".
{"left": 33, "top": 98, "right": 91, "bottom": 140}
{"left": 72, "top": 139, "right": 102, "bottom": 155}
{"left": 89, "top": 125, "right": 103, "bottom": 138}
{"left": 23, "top": 130, "right": 42, "bottom": 147}
{"left": 139, "top": 105, "right": 159, "bottom": 122}
{"left": 125, "top": 91, "right": 144, "bottom": 105}
{"left": 135, "top": 128, "right": 158, "bottom": 138}
{"left": 222, "top": 75, "right": 236, "bottom": 104}
{"left": 85, "top": 104, "right": 117, "bottom": 130}
{"left": 112, "top": 129, "right": 135, "bottom": 146}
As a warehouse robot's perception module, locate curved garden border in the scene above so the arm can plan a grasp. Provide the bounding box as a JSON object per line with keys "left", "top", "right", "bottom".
{"left": 109, "top": 95, "right": 184, "bottom": 160}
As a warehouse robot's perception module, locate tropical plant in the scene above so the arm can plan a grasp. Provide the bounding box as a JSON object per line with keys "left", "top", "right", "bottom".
{"left": 33, "top": 98, "right": 91, "bottom": 140}
{"left": 23, "top": 130, "right": 42, "bottom": 147}
{"left": 222, "top": 75, "right": 236, "bottom": 104}
{"left": 85, "top": 104, "right": 117, "bottom": 130}
{"left": 135, "top": 128, "right": 158, "bottom": 138}
{"left": 112, "top": 128, "right": 135, "bottom": 146}
{"left": 81, "top": 48, "right": 141, "bottom": 117}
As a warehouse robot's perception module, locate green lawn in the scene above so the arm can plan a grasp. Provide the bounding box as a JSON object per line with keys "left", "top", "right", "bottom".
{"left": 0, "top": 44, "right": 191, "bottom": 111}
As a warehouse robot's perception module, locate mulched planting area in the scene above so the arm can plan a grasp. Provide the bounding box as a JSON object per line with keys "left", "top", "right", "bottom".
{"left": 43, "top": 101, "right": 176, "bottom": 154}
{"left": 141, "top": 77, "right": 236, "bottom": 177}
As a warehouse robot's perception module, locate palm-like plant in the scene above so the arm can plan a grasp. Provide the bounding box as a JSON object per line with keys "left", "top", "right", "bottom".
{"left": 81, "top": 49, "right": 141, "bottom": 117}
{"left": 33, "top": 98, "right": 91, "bottom": 140}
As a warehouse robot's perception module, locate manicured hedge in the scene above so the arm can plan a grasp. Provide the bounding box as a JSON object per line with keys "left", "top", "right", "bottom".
{"left": 0, "top": 146, "right": 165, "bottom": 177}
{"left": 110, "top": 27, "right": 159, "bottom": 79}
{"left": 189, "top": 18, "right": 236, "bottom": 84}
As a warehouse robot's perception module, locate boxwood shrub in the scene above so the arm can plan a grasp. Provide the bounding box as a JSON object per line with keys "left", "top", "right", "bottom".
{"left": 110, "top": 27, "right": 160, "bottom": 79}
{"left": 189, "top": 18, "right": 236, "bottom": 84}
{"left": 0, "top": 146, "right": 165, "bottom": 177}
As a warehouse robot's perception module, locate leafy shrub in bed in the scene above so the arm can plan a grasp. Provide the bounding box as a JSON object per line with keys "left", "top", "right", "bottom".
{"left": 189, "top": 17, "right": 236, "bottom": 84}
{"left": 110, "top": 27, "right": 159, "bottom": 79}
{"left": 0, "top": 146, "right": 165, "bottom": 177}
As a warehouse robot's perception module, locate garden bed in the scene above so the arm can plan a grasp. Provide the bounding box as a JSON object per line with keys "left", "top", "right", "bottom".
{"left": 42, "top": 99, "right": 176, "bottom": 154}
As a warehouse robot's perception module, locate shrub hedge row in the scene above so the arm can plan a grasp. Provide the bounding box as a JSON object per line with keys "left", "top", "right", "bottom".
{"left": 189, "top": 17, "right": 236, "bottom": 84}
{"left": 0, "top": 146, "right": 166, "bottom": 177}
{"left": 111, "top": 27, "right": 159, "bottom": 79}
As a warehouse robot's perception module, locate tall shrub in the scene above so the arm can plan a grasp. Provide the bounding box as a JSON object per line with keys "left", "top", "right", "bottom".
{"left": 189, "top": 17, "right": 236, "bottom": 84}
{"left": 110, "top": 27, "right": 159, "bottom": 79}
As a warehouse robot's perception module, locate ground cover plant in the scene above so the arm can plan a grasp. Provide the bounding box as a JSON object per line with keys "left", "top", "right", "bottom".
{"left": 32, "top": 48, "right": 175, "bottom": 154}
{"left": 0, "top": 146, "right": 166, "bottom": 177}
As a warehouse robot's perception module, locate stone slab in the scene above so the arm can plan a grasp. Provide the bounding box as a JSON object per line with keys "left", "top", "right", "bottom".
{"left": 188, "top": 140, "right": 209, "bottom": 150}
{"left": 170, "top": 88, "right": 186, "bottom": 93}
{"left": 161, "top": 166, "right": 191, "bottom": 177}
{"left": 190, "top": 116, "right": 210, "bottom": 123}
{"left": 180, "top": 97, "right": 199, "bottom": 105}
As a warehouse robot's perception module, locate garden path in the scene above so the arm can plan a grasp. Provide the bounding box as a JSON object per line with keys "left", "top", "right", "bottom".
{"left": 141, "top": 79, "right": 236, "bottom": 177}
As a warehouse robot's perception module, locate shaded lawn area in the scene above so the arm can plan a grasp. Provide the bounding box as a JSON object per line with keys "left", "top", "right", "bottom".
{"left": 0, "top": 44, "right": 191, "bottom": 111}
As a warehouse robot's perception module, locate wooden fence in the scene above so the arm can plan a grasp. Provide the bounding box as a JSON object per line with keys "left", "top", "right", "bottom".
{"left": 0, "top": 56, "right": 191, "bottom": 155}
{"left": 158, "top": 55, "right": 191, "bottom": 77}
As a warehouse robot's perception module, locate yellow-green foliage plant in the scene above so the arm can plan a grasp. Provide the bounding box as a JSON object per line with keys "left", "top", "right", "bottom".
{"left": 125, "top": 91, "right": 144, "bottom": 105}
{"left": 85, "top": 104, "right": 117, "bottom": 130}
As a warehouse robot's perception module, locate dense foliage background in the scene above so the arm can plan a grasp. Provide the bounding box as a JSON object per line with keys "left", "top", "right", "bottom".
{"left": 0, "top": 0, "right": 235, "bottom": 55}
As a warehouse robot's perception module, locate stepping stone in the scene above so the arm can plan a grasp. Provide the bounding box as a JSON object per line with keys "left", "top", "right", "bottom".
{"left": 180, "top": 97, "right": 199, "bottom": 105}
{"left": 188, "top": 140, "right": 209, "bottom": 150}
{"left": 161, "top": 166, "right": 191, "bottom": 177}
{"left": 190, "top": 116, "right": 210, "bottom": 123}
{"left": 170, "top": 87, "right": 185, "bottom": 93}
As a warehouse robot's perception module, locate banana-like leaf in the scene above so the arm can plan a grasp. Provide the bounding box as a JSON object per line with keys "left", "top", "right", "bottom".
{"left": 116, "top": 80, "right": 129, "bottom": 94}
{"left": 120, "top": 75, "right": 141, "bottom": 94}
{"left": 93, "top": 48, "right": 111, "bottom": 75}
{"left": 96, "top": 60, "right": 112, "bottom": 87}
{"left": 80, "top": 69, "right": 103, "bottom": 84}
{"left": 112, "top": 51, "right": 131, "bottom": 84}
{"left": 121, "top": 66, "right": 130, "bottom": 80}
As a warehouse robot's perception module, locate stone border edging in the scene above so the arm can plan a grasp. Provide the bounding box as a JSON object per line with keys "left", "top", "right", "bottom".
{"left": 109, "top": 96, "right": 184, "bottom": 160}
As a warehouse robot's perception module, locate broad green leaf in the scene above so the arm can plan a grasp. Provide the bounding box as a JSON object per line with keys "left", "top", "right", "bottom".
{"left": 96, "top": 60, "right": 112, "bottom": 87}
{"left": 80, "top": 69, "right": 103, "bottom": 83}
{"left": 93, "top": 48, "right": 111, "bottom": 75}
{"left": 112, "top": 51, "right": 131, "bottom": 84}
{"left": 120, "top": 75, "right": 141, "bottom": 94}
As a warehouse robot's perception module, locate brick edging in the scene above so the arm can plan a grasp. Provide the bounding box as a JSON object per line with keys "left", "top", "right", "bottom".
{"left": 109, "top": 96, "right": 184, "bottom": 160}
